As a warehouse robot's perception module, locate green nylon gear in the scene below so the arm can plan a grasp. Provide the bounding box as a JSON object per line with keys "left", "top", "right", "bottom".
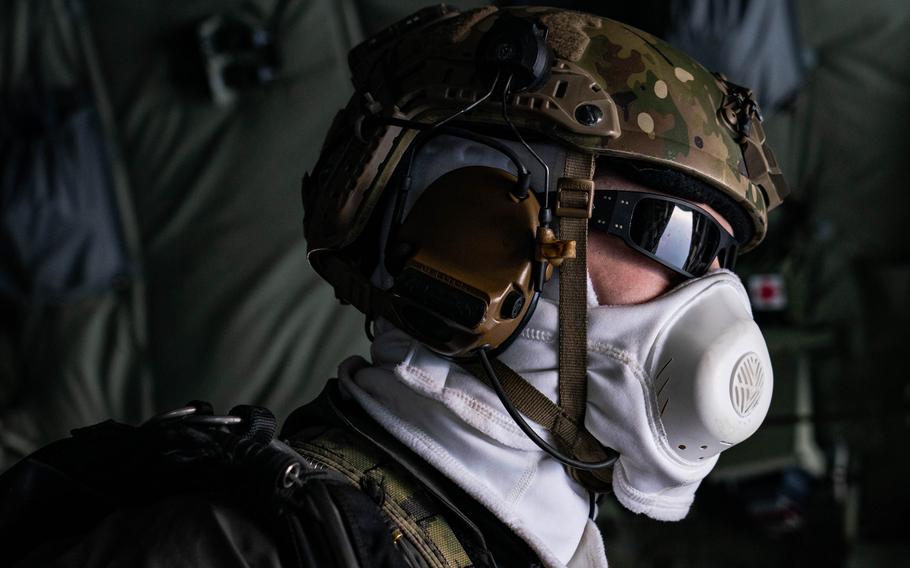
{"left": 294, "top": 427, "right": 474, "bottom": 568}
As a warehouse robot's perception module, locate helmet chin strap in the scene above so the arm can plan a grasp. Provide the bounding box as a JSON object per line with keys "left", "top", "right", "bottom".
{"left": 464, "top": 151, "right": 619, "bottom": 491}
{"left": 555, "top": 152, "right": 619, "bottom": 488}
{"left": 472, "top": 349, "right": 617, "bottom": 472}
{"left": 436, "top": 75, "right": 617, "bottom": 487}
{"left": 556, "top": 152, "right": 596, "bottom": 440}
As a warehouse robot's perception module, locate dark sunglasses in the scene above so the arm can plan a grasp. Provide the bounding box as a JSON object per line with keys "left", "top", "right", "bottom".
{"left": 589, "top": 190, "right": 739, "bottom": 279}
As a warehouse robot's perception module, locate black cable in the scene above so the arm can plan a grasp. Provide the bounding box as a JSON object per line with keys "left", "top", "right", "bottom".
{"left": 500, "top": 74, "right": 552, "bottom": 213}
{"left": 432, "top": 70, "right": 501, "bottom": 129}
{"left": 498, "top": 73, "right": 554, "bottom": 293}
{"left": 476, "top": 348, "right": 619, "bottom": 471}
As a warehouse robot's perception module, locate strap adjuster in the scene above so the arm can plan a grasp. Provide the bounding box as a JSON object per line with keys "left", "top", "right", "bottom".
{"left": 535, "top": 226, "right": 576, "bottom": 267}
{"left": 555, "top": 178, "right": 595, "bottom": 219}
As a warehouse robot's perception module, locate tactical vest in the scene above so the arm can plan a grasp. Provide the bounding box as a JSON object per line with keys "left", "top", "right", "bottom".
{"left": 0, "top": 380, "right": 542, "bottom": 568}
{"left": 283, "top": 380, "right": 544, "bottom": 568}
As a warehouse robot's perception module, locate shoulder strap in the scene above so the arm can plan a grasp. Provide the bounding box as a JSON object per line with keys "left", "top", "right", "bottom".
{"left": 295, "top": 425, "right": 476, "bottom": 568}
{"left": 0, "top": 402, "right": 407, "bottom": 568}
{"left": 283, "top": 381, "right": 544, "bottom": 568}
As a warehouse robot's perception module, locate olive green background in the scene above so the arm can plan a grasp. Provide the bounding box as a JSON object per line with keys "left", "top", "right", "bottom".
{"left": 1, "top": 1, "right": 908, "bottom": 566}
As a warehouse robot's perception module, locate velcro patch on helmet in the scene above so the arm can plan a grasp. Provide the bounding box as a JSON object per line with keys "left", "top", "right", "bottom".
{"left": 539, "top": 12, "right": 602, "bottom": 62}
{"left": 443, "top": 6, "right": 498, "bottom": 44}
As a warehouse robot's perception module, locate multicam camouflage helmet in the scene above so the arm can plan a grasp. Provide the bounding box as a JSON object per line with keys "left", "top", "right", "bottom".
{"left": 304, "top": 4, "right": 787, "bottom": 260}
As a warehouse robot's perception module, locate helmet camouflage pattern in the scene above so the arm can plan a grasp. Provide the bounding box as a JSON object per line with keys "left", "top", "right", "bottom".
{"left": 304, "top": 4, "right": 788, "bottom": 258}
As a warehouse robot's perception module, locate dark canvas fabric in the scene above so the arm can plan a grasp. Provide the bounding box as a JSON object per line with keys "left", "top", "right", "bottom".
{"left": 1, "top": 0, "right": 375, "bottom": 470}
{"left": 0, "top": 0, "right": 494, "bottom": 473}
{"left": 82, "top": 0, "right": 372, "bottom": 421}
{"left": 1, "top": 95, "right": 131, "bottom": 303}
{"left": 3, "top": 6, "right": 909, "bottom": 551}
{"left": 0, "top": 0, "right": 150, "bottom": 470}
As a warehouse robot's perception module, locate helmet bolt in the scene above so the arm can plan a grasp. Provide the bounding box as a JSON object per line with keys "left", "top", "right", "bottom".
{"left": 494, "top": 42, "right": 517, "bottom": 62}
{"left": 501, "top": 291, "right": 525, "bottom": 319}
{"left": 575, "top": 104, "right": 603, "bottom": 127}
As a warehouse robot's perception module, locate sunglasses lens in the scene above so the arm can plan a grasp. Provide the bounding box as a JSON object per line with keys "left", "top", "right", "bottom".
{"left": 629, "top": 198, "right": 722, "bottom": 276}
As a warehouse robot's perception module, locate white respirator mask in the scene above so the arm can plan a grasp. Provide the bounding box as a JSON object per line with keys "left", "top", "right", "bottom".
{"left": 368, "top": 134, "right": 772, "bottom": 520}
{"left": 499, "top": 269, "right": 772, "bottom": 521}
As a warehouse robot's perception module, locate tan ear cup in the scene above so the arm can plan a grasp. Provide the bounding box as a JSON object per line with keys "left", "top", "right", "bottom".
{"left": 389, "top": 166, "right": 540, "bottom": 357}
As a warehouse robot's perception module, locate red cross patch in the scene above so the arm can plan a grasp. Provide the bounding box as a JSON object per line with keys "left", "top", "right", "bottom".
{"left": 747, "top": 274, "right": 787, "bottom": 311}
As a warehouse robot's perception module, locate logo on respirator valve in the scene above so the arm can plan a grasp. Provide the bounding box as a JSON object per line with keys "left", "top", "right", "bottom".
{"left": 730, "top": 352, "right": 765, "bottom": 417}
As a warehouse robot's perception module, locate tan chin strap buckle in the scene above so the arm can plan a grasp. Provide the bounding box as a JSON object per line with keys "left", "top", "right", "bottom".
{"left": 536, "top": 226, "right": 575, "bottom": 269}
{"left": 555, "top": 178, "right": 595, "bottom": 219}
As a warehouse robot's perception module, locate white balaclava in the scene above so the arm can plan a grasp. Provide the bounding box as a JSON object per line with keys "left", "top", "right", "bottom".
{"left": 340, "top": 266, "right": 772, "bottom": 567}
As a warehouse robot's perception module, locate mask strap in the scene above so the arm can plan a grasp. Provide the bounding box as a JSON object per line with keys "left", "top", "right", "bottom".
{"left": 555, "top": 152, "right": 596, "bottom": 446}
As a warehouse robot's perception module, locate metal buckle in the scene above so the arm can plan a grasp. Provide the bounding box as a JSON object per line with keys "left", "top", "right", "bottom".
{"left": 142, "top": 404, "right": 242, "bottom": 428}
{"left": 555, "top": 178, "right": 595, "bottom": 219}
{"left": 535, "top": 226, "right": 576, "bottom": 267}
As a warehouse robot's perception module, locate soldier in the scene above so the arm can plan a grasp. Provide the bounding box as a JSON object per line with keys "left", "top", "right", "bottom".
{"left": 291, "top": 4, "right": 786, "bottom": 563}
{"left": 1, "top": 5, "right": 787, "bottom": 567}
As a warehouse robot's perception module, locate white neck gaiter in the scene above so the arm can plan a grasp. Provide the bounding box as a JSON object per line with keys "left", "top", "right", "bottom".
{"left": 340, "top": 269, "right": 770, "bottom": 566}
{"left": 340, "top": 325, "right": 599, "bottom": 567}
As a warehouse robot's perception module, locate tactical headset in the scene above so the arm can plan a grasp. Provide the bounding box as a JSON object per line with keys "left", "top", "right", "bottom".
{"left": 307, "top": 12, "right": 572, "bottom": 360}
